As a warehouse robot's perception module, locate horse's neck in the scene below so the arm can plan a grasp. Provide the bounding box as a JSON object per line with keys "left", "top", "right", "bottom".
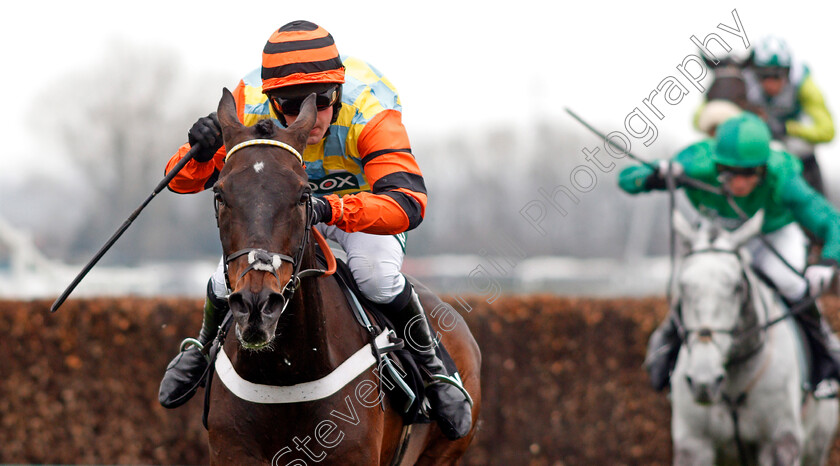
{"left": 724, "top": 342, "right": 773, "bottom": 398}
{"left": 231, "top": 245, "right": 366, "bottom": 385}
{"left": 742, "top": 261, "right": 781, "bottom": 323}
{"left": 725, "top": 263, "right": 776, "bottom": 389}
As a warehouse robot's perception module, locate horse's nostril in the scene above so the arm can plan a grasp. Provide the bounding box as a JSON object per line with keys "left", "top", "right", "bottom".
{"left": 263, "top": 293, "right": 286, "bottom": 315}
{"left": 229, "top": 293, "right": 246, "bottom": 315}
{"left": 685, "top": 375, "right": 694, "bottom": 389}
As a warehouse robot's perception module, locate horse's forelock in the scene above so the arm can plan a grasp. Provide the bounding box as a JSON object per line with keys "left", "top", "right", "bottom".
{"left": 707, "top": 225, "right": 734, "bottom": 251}
{"left": 254, "top": 120, "right": 277, "bottom": 138}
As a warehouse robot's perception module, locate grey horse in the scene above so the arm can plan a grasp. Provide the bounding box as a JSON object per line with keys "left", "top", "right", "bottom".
{"left": 670, "top": 210, "right": 838, "bottom": 465}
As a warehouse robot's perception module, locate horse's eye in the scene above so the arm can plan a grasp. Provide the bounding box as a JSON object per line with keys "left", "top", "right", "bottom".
{"left": 214, "top": 189, "right": 226, "bottom": 206}
{"left": 299, "top": 191, "right": 310, "bottom": 206}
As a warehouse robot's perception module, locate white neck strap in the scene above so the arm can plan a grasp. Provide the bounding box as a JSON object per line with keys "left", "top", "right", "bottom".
{"left": 215, "top": 330, "right": 391, "bottom": 403}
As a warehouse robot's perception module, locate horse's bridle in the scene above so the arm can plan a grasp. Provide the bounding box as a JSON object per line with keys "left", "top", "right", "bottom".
{"left": 217, "top": 138, "right": 328, "bottom": 314}
{"left": 671, "top": 247, "right": 769, "bottom": 366}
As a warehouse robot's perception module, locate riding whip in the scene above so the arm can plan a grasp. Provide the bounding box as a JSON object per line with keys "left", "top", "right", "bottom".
{"left": 49, "top": 144, "right": 202, "bottom": 313}
{"left": 564, "top": 108, "right": 658, "bottom": 170}
{"left": 564, "top": 109, "right": 808, "bottom": 291}
{"left": 563, "top": 108, "right": 723, "bottom": 195}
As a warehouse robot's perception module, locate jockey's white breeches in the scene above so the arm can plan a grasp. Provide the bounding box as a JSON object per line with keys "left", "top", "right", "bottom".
{"left": 210, "top": 224, "right": 406, "bottom": 305}
{"left": 744, "top": 222, "right": 809, "bottom": 301}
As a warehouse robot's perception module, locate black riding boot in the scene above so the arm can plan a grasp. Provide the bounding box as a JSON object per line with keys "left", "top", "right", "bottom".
{"left": 388, "top": 284, "right": 473, "bottom": 440}
{"left": 159, "top": 280, "right": 228, "bottom": 409}
{"left": 644, "top": 313, "right": 681, "bottom": 391}
{"left": 795, "top": 300, "right": 840, "bottom": 397}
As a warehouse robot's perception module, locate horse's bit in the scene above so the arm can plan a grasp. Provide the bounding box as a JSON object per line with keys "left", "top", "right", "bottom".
{"left": 672, "top": 247, "right": 769, "bottom": 366}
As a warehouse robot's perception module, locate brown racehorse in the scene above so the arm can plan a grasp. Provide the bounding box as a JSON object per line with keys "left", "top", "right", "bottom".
{"left": 701, "top": 54, "right": 764, "bottom": 118}
{"left": 206, "top": 88, "right": 481, "bottom": 465}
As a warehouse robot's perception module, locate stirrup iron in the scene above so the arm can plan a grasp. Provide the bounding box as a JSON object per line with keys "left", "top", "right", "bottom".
{"left": 429, "top": 373, "right": 473, "bottom": 407}
{"left": 179, "top": 338, "right": 210, "bottom": 363}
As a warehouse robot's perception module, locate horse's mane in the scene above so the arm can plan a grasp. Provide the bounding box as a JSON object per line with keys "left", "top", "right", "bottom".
{"left": 708, "top": 224, "right": 723, "bottom": 245}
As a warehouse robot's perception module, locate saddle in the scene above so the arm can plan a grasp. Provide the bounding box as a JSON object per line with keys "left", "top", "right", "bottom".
{"left": 326, "top": 249, "right": 460, "bottom": 425}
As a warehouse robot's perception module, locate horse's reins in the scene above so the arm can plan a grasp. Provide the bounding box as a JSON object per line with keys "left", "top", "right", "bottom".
{"left": 564, "top": 109, "right": 810, "bottom": 299}
{"left": 675, "top": 246, "right": 778, "bottom": 466}
{"left": 568, "top": 85, "right": 824, "bottom": 466}
{"left": 219, "top": 138, "right": 336, "bottom": 314}
{"left": 673, "top": 247, "right": 770, "bottom": 367}
{"left": 165, "top": 139, "right": 324, "bottom": 410}
{"left": 565, "top": 111, "right": 823, "bottom": 369}
{"left": 722, "top": 330, "right": 775, "bottom": 466}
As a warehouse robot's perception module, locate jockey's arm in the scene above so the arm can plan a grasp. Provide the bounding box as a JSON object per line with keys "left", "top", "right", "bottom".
{"left": 787, "top": 76, "right": 835, "bottom": 144}
{"left": 618, "top": 163, "right": 658, "bottom": 194}
{"left": 164, "top": 143, "right": 226, "bottom": 193}
{"left": 164, "top": 82, "right": 249, "bottom": 194}
{"left": 781, "top": 174, "right": 840, "bottom": 263}
{"left": 321, "top": 109, "right": 427, "bottom": 235}
{"left": 617, "top": 141, "right": 712, "bottom": 194}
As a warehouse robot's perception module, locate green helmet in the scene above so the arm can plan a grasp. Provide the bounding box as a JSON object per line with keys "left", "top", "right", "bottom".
{"left": 712, "top": 113, "right": 771, "bottom": 167}
{"left": 752, "top": 36, "right": 793, "bottom": 68}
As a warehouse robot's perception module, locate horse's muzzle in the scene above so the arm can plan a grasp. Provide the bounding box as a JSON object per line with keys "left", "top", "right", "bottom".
{"left": 685, "top": 373, "right": 725, "bottom": 405}
{"left": 229, "top": 289, "right": 287, "bottom": 349}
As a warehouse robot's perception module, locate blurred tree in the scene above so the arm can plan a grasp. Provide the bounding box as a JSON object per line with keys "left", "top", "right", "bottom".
{"left": 31, "top": 40, "right": 233, "bottom": 265}
{"left": 411, "top": 118, "right": 674, "bottom": 259}
{"left": 25, "top": 39, "right": 690, "bottom": 267}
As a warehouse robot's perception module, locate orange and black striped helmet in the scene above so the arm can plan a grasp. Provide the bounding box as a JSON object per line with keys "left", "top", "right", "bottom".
{"left": 261, "top": 21, "right": 345, "bottom": 93}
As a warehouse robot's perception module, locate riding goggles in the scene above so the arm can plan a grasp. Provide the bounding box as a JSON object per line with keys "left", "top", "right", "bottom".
{"left": 268, "top": 86, "right": 339, "bottom": 116}
{"left": 754, "top": 68, "right": 788, "bottom": 80}
{"left": 715, "top": 163, "right": 767, "bottom": 177}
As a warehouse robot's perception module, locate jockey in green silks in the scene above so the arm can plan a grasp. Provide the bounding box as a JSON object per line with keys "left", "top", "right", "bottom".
{"left": 619, "top": 112, "right": 840, "bottom": 398}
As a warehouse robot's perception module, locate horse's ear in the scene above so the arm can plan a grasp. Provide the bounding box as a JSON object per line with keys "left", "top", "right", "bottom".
{"left": 728, "top": 209, "right": 765, "bottom": 248}
{"left": 700, "top": 50, "right": 718, "bottom": 68}
{"left": 217, "top": 87, "right": 246, "bottom": 145}
{"left": 745, "top": 49, "right": 756, "bottom": 67}
{"left": 285, "top": 93, "right": 318, "bottom": 146}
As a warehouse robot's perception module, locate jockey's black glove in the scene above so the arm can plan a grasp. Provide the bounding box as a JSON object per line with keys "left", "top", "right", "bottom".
{"left": 645, "top": 160, "right": 684, "bottom": 190}
{"left": 311, "top": 196, "right": 333, "bottom": 225}
{"left": 188, "top": 112, "right": 223, "bottom": 163}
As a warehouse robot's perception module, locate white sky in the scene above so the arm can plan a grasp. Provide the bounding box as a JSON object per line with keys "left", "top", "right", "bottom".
{"left": 3, "top": 0, "right": 840, "bottom": 180}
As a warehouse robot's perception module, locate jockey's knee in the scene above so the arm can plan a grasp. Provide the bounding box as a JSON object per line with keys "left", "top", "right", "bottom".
{"left": 351, "top": 256, "right": 406, "bottom": 304}
{"left": 209, "top": 258, "right": 228, "bottom": 300}
{"left": 777, "top": 279, "right": 808, "bottom": 303}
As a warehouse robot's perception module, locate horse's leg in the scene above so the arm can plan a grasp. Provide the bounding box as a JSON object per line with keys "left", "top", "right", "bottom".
{"left": 802, "top": 398, "right": 839, "bottom": 465}
{"left": 207, "top": 384, "right": 275, "bottom": 465}
{"left": 673, "top": 437, "right": 715, "bottom": 466}
{"left": 672, "top": 397, "right": 715, "bottom": 465}
{"left": 671, "top": 359, "right": 716, "bottom": 465}
{"left": 408, "top": 277, "right": 482, "bottom": 462}
{"left": 756, "top": 431, "right": 801, "bottom": 466}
